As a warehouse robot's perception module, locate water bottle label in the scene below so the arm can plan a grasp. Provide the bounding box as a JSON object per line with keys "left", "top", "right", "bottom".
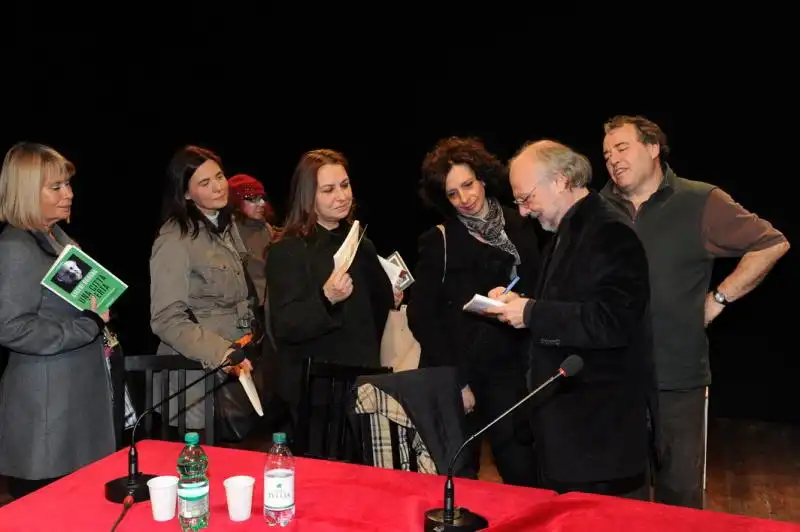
{"left": 178, "top": 483, "right": 209, "bottom": 518}
{"left": 264, "top": 469, "right": 294, "bottom": 511}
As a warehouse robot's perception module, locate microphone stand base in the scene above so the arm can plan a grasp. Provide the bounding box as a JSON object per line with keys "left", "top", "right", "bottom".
{"left": 424, "top": 507, "right": 489, "bottom": 531}
{"left": 105, "top": 473, "right": 157, "bottom": 504}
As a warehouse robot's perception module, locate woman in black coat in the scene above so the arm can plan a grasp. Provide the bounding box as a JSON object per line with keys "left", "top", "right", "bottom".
{"left": 406, "top": 137, "right": 542, "bottom": 487}
{"left": 265, "top": 149, "right": 401, "bottom": 453}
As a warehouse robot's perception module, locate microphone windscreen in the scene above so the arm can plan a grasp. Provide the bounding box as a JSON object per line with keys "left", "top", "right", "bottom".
{"left": 227, "top": 348, "right": 246, "bottom": 365}
{"left": 559, "top": 355, "right": 584, "bottom": 377}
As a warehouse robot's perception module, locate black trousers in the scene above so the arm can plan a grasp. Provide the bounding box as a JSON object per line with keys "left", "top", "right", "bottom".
{"left": 465, "top": 370, "right": 538, "bottom": 488}
{"left": 539, "top": 469, "right": 650, "bottom": 500}
{"left": 653, "top": 387, "right": 706, "bottom": 509}
{"left": 305, "top": 378, "right": 352, "bottom": 460}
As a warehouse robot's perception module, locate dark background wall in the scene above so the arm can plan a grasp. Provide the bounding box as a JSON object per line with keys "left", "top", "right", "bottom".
{"left": 4, "top": 12, "right": 796, "bottom": 422}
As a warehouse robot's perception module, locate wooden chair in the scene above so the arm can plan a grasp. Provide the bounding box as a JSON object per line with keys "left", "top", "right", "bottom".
{"left": 110, "top": 351, "right": 215, "bottom": 448}
{"left": 292, "top": 358, "right": 390, "bottom": 463}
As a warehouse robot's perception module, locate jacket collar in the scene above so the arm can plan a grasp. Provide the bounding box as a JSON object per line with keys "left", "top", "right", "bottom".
{"left": 29, "top": 224, "right": 72, "bottom": 257}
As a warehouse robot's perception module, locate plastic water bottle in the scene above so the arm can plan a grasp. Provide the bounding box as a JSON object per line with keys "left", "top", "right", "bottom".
{"left": 264, "top": 432, "right": 295, "bottom": 526}
{"left": 177, "top": 432, "right": 210, "bottom": 530}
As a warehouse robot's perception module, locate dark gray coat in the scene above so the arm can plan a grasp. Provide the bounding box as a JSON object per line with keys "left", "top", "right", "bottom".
{"left": 0, "top": 225, "right": 115, "bottom": 480}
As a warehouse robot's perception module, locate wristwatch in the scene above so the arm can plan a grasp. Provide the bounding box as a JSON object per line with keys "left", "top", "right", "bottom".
{"left": 712, "top": 290, "right": 729, "bottom": 305}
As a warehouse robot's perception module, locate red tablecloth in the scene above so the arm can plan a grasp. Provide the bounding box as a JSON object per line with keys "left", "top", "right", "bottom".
{"left": 486, "top": 492, "right": 800, "bottom": 531}
{"left": 1, "top": 440, "right": 797, "bottom": 531}
{"left": 0, "top": 440, "right": 557, "bottom": 531}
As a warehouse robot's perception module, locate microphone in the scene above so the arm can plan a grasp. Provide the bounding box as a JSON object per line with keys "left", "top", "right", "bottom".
{"left": 424, "top": 355, "right": 584, "bottom": 531}
{"left": 104, "top": 341, "right": 253, "bottom": 504}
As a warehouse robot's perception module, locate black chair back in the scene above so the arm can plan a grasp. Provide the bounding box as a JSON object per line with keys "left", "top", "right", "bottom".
{"left": 110, "top": 351, "right": 215, "bottom": 448}
{"left": 293, "top": 358, "right": 390, "bottom": 463}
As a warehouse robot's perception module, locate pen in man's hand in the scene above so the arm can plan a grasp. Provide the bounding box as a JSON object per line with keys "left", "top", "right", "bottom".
{"left": 502, "top": 276, "right": 520, "bottom": 294}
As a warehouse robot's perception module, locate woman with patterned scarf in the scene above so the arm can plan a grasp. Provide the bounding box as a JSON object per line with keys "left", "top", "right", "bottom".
{"left": 407, "top": 137, "right": 542, "bottom": 487}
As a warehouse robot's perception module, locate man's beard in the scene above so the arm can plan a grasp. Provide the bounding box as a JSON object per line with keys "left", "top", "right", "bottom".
{"left": 528, "top": 212, "right": 556, "bottom": 233}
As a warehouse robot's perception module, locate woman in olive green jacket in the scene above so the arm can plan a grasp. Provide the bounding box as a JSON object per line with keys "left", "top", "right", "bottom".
{"left": 149, "top": 145, "right": 257, "bottom": 434}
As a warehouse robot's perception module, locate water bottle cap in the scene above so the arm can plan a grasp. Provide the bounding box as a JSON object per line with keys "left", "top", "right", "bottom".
{"left": 272, "top": 432, "right": 287, "bottom": 444}
{"left": 185, "top": 432, "right": 200, "bottom": 445}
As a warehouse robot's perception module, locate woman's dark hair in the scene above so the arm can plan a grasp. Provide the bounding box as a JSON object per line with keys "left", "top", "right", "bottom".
{"left": 160, "top": 145, "right": 231, "bottom": 239}
{"left": 419, "top": 136, "right": 509, "bottom": 218}
{"left": 274, "top": 148, "right": 352, "bottom": 241}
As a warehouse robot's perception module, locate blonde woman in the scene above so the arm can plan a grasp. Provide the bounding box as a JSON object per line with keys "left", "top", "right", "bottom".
{"left": 0, "top": 142, "right": 114, "bottom": 499}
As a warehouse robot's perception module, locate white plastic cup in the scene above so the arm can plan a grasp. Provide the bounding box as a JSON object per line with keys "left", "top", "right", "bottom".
{"left": 223, "top": 475, "right": 255, "bottom": 522}
{"left": 147, "top": 475, "right": 178, "bottom": 522}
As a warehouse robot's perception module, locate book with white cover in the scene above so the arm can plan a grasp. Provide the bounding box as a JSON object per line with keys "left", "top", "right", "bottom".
{"left": 462, "top": 294, "right": 505, "bottom": 314}
{"left": 333, "top": 220, "right": 365, "bottom": 272}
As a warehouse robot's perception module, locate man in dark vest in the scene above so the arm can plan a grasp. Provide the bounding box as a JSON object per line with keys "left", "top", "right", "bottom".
{"left": 486, "top": 139, "right": 653, "bottom": 500}
{"left": 600, "top": 115, "right": 790, "bottom": 509}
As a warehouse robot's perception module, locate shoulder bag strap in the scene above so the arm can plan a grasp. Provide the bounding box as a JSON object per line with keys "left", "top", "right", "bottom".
{"left": 436, "top": 224, "right": 446, "bottom": 283}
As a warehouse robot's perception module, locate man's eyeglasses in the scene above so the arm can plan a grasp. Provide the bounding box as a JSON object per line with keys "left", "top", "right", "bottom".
{"left": 513, "top": 185, "right": 537, "bottom": 206}
{"left": 244, "top": 196, "right": 266, "bottom": 204}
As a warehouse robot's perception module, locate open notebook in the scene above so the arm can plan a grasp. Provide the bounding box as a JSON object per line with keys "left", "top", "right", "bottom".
{"left": 462, "top": 294, "right": 505, "bottom": 314}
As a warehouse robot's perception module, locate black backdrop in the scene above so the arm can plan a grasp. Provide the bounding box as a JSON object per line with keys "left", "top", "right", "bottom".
{"left": 4, "top": 13, "right": 796, "bottom": 423}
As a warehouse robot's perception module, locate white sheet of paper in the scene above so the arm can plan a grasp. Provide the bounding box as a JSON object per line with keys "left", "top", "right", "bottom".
{"left": 462, "top": 294, "right": 505, "bottom": 314}
{"left": 333, "top": 220, "right": 362, "bottom": 271}
{"left": 238, "top": 368, "right": 263, "bottom": 416}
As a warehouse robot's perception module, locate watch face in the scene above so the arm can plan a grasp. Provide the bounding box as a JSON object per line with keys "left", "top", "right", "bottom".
{"left": 714, "top": 292, "right": 726, "bottom": 304}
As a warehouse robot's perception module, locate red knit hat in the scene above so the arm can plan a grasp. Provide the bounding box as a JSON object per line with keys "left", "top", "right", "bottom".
{"left": 228, "top": 174, "right": 266, "bottom": 209}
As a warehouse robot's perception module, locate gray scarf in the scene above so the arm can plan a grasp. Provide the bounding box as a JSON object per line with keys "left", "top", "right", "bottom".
{"left": 457, "top": 197, "right": 521, "bottom": 278}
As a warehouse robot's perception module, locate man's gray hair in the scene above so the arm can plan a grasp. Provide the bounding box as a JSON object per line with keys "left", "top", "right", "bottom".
{"left": 512, "top": 139, "right": 592, "bottom": 189}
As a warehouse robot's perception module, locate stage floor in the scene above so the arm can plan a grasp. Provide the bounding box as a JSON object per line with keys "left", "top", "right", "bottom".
{"left": 477, "top": 417, "right": 800, "bottom": 522}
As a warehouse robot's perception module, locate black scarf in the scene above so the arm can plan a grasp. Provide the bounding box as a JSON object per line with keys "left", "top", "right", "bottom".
{"left": 457, "top": 197, "right": 521, "bottom": 277}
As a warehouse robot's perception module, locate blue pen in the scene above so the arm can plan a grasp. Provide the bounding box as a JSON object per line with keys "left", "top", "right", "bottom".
{"left": 502, "top": 276, "right": 520, "bottom": 294}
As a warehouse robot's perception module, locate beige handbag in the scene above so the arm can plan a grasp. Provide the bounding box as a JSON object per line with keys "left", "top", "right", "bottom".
{"left": 380, "top": 225, "right": 446, "bottom": 372}
{"left": 380, "top": 304, "right": 421, "bottom": 372}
